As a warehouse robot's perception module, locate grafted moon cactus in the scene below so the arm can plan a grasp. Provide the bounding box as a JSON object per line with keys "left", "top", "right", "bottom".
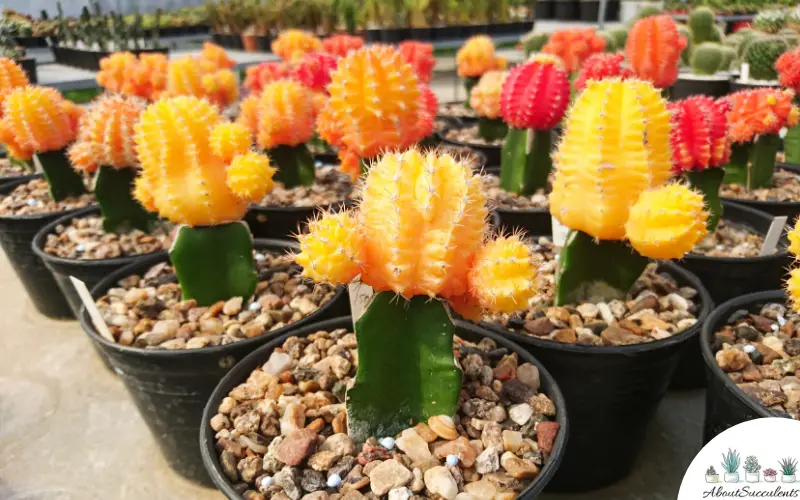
{"left": 0, "top": 58, "right": 28, "bottom": 119}
{"left": 67, "top": 95, "right": 151, "bottom": 232}
{"left": 574, "top": 53, "right": 633, "bottom": 92}
{"left": 412, "top": 84, "right": 438, "bottom": 146}
{"left": 134, "top": 96, "right": 275, "bottom": 306}
{"left": 322, "top": 34, "right": 364, "bottom": 58}
{"left": 96, "top": 52, "right": 138, "bottom": 95}
{"left": 243, "top": 61, "right": 289, "bottom": 94}
{"left": 295, "top": 149, "right": 538, "bottom": 441}
{"left": 398, "top": 41, "right": 436, "bottom": 84}
{"left": 271, "top": 30, "right": 322, "bottom": 62}
{"left": 290, "top": 52, "right": 337, "bottom": 94}
{"left": 787, "top": 220, "right": 800, "bottom": 311}
{"left": 238, "top": 79, "right": 316, "bottom": 187}
{"left": 626, "top": 15, "right": 686, "bottom": 89}
{"left": 166, "top": 57, "right": 239, "bottom": 109}
{"left": 668, "top": 96, "right": 730, "bottom": 231}
{"left": 726, "top": 89, "right": 800, "bottom": 189}
{"left": 499, "top": 54, "right": 570, "bottom": 194}
{"left": 470, "top": 70, "right": 509, "bottom": 141}
{"left": 778, "top": 48, "right": 800, "bottom": 164}
{"left": 198, "top": 41, "right": 235, "bottom": 69}
{"left": 326, "top": 45, "right": 420, "bottom": 163}
{"left": 0, "top": 86, "right": 86, "bottom": 200}
{"left": 456, "top": 35, "right": 506, "bottom": 105}
{"left": 550, "top": 79, "right": 707, "bottom": 304}
{"left": 541, "top": 28, "right": 607, "bottom": 74}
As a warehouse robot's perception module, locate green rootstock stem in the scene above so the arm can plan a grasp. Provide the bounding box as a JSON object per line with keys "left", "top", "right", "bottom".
{"left": 95, "top": 166, "right": 156, "bottom": 233}
{"left": 346, "top": 292, "right": 462, "bottom": 443}
{"left": 169, "top": 222, "right": 257, "bottom": 307}
{"left": 685, "top": 167, "right": 724, "bottom": 233}
{"left": 500, "top": 128, "right": 552, "bottom": 195}
{"left": 785, "top": 124, "right": 800, "bottom": 165}
{"left": 268, "top": 144, "right": 315, "bottom": 188}
{"left": 555, "top": 230, "right": 649, "bottom": 306}
{"left": 748, "top": 134, "right": 781, "bottom": 190}
{"left": 35, "top": 149, "right": 87, "bottom": 202}
{"left": 463, "top": 77, "right": 480, "bottom": 108}
{"left": 723, "top": 142, "right": 750, "bottom": 186}
{"left": 477, "top": 117, "right": 508, "bottom": 142}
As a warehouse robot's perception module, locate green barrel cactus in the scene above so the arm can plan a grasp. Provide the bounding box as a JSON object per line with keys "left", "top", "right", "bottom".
{"left": 692, "top": 43, "right": 724, "bottom": 75}
{"left": 745, "top": 36, "right": 790, "bottom": 81}
{"left": 689, "top": 7, "right": 716, "bottom": 45}
{"left": 609, "top": 27, "right": 628, "bottom": 49}
{"left": 754, "top": 9, "right": 788, "bottom": 34}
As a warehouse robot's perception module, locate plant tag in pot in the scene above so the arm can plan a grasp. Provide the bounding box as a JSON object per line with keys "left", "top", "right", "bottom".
{"left": 740, "top": 63, "right": 750, "bottom": 83}
{"left": 69, "top": 276, "right": 114, "bottom": 342}
{"left": 32, "top": 154, "right": 44, "bottom": 174}
{"left": 348, "top": 280, "right": 374, "bottom": 322}
{"left": 760, "top": 216, "right": 787, "bottom": 256}
{"left": 551, "top": 215, "right": 569, "bottom": 249}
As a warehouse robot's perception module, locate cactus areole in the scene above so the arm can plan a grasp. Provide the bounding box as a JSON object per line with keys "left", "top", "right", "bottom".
{"left": 295, "top": 149, "right": 538, "bottom": 441}
{"left": 498, "top": 55, "right": 570, "bottom": 195}
{"left": 550, "top": 79, "right": 708, "bottom": 305}
{"left": 134, "top": 97, "right": 276, "bottom": 306}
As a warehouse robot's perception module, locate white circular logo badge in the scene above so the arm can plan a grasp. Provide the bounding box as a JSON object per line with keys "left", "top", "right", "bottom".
{"left": 679, "top": 418, "right": 800, "bottom": 499}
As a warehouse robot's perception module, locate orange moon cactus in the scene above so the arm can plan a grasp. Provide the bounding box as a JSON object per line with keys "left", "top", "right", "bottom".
{"left": 272, "top": 30, "right": 322, "bottom": 62}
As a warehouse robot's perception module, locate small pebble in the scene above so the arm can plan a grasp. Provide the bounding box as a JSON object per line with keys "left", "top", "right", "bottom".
{"left": 379, "top": 437, "right": 396, "bottom": 450}
{"left": 249, "top": 302, "right": 262, "bottom": 312}
{"left": 254, "top": 253, "right": 265, "bottom": 261}
{"left": 76, "top": 244, "right": 85, "bottom": 253}
{"left": 744, "top": 344, "right": 756, "bottom": 354}
{"left": 260, "top": 476, "right": 274, "bottom": 489}
{"left": 772, "top": 324, "right": 779, "bottom": 332}
{"left": 446, "top": 455, "right": 459, "bottom": 467}
{"left": 327, "top": 473, "right": 342, "bottom": 488}
{"left": 27, "top": 199, "right": 36, "bottom": 206}
{"left": 778, "top": 315, "right": 787, "bottom": 327}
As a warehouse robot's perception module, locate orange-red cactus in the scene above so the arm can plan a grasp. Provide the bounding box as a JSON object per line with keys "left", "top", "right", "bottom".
{"left": 574, "top": 53, "right": 634, "bottom": 92}
{"left": 67, "top": 95, "right": 144, "bottom": 172}
{"left": 500, "top": 54, "right": 570, "bottom": 130}
{"left": 541, "top": 29, "right": 606, "bottom": 74}
{"left": 322, "top": 34, "right": 364, "bottom": 58}
{"left": 409, "top": 84, "right": 438, "bottom": 147}
{"left": 272, "top": 30, "right": 322, "bottom": 62}
{"left": 625, "top": 15, "right": 686, "bottom": 89}
{"left": 668, "top": 96, "right": 731, "bottom": 173}
{"left": 97, "top": 52, "right": 168, "bottom": 101}
{"left": 0, "top": 86, "right": 82, "bottom": 156}
{"left": 398, "top": 41, "right": 436, "bottom": 84}
{"left": 777, "top": 47, "right": 800, "bottom": 94}
{"left": 244, "top": 61, "right": 289, "bottom": 94}
{"left": 0, "top": 58, "right": 29, "bottom": 117}
{"left": 290, "top": 52, "right": 337, "bottom": 94}
{"left": 238, "top": 79, "right": 316, "bottom": 149}
{"left": 456, "top": 35, "right": 505, "bottom": 78}
{"left": 727, "top": 88, "right": 800, "bottom": 143}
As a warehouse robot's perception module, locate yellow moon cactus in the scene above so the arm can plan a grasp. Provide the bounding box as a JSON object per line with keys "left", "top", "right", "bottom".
{"left": 165, "top": 57, "right": 239, "bottom": 109}
{"left": 271, "top": 30, "right": 322, "bottom": 62}
{"left": 788, "top": 220, "right": 800, "bottom": 312}
{"left": 210, "top": 122, "right": 252, "bottom": 164}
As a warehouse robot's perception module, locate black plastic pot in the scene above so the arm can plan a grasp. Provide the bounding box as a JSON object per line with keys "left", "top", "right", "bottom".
{"left": 201, "top": 315, "right": 569, "bottom": 499}
{"left": 438, "top": 25, "right": 463, "bottom": 39}
{"left": 720, "top": 163, "right": 800, "bottom": 223}
{"left": 440, "top": 124, "right": 502, "bottom": 167}
{"left": 675, "top": 201, "right": 790, "bottom": 390}
{"left": 701, "top": 290, "right": 781, "bottom": 444}
{"left": 245, "top": 198, "right": 353, "bottom": 240}
{"left": 579, "top": 1, "right": 600, "bottom": 21}
{"left": 254, "top": 34, "right": 272, "bottom": 52}
{"left": 18, "top": 57, "right": 37, "bottom": 84}
{"left": 15, "top": 35, "right": 50, "bottom": 49}
{"left": 0, "top": 173, "right": 37, "bottom": 188}
{"left": 0, "top": 176, "right": 88, "bottom": 319}
{"left": 554, "top": 0, "right": 580, "bottom": 20}
{"left": 365, "top": 28, "right": 382, "bottom": 43}
{"left": 31, "top": 206, "right": 166, "bottom": 319}
{"left": 605, "top": 0, "right": 620, "bottom": 20}
{"left": 481, "top": 166, "right": 551, "bottom": 237}
{"left": 51, "top": 45, "right": 169, "bottom": 71}
{"left": 80, "top": 245, "right": 348, "bottom": 486}
{"left": 212, "top": 32, "right": 224, "bottom": 45}
{"left": 537, "top": 1, "right": 556, "bottom": 19}
{"left": 730, "top": 79, "right": 779, "bottom": 92}
{"left": 482, "top": 261, "right": 711, "bottom": 491}
{"left": 438, "top": 102, "right": 477, "bottom": 125}
{"left": 410, "top": 27, "right": 431, "bottom": 41}
{"left": 670, "top": 74, "right": 731, "bottom": 100}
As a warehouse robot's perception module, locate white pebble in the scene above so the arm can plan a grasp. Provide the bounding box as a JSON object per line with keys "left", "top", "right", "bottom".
{"left": 327, "top": 473, "right": 342, "bottom": 488}
{"left": 254, "top": 253, "right": 265, "bottom": 261}
{"left": 379, "top": 437, "right": 395, "bottom": 450}
{"left": 248, "top": 302, "right": 262, "bottom": 311}
{"left": 260, "top": 476, "right": 274, "bottom": 488}
{"left": 744, "top": 344, "right": 756, "bottom": 354}
{"left": 446, "top": 454, "right": 459, "bottom": 467}
{"left": 27, "top": 199, "right": 36, "bottom": 206}
{"left": 314, "top": 161, "right": 323, "bottom": 168}
{"left": 772, "top": 324, "right": 779, "bottom": 332}
{"left": 778, "top": 315, "right": 787, "bottom": 327}
{"left": 76, "top": 244, "right": 86, "bottom": 253}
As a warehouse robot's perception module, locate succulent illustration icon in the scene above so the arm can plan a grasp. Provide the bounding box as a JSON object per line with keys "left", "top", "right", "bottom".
{"left": 722, "top": 449, "right": 741, "bottom": 483}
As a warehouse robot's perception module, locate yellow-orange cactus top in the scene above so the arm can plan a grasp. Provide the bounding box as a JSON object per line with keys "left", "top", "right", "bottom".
{"left": 787, "top": 220, "right": 800, "bottom": 311}
{"left": 133, "top": 96, "right": 275, "bottom": 226}
{"left": 470, "top": 70, "right": 508, "bottom": 119}
{"left": 271, "top": 30, "right": 322, "bottom": 62}
{"left": 237, "top": 79, "right": 316, "bottom": 150}
{"left": 97, "top": 52, "right": 138, "bottom": 94}
{"left": 0, "top": 86, "right": 82, "bottom": 158}
{"left": 456, "top": 35, "right": 505, "bottom": 78}
{"left": 326, "top": 45, "right": 420, "bottom": 159}
{"left": 67, "top": 95, "right": 144, "bottom": 172}
{"left": 198, "top": 42, "right": 235, "bottom": 69}
{"left": 550, "top": 78, "right": 708, "bottom": 259}
{"left": 97, "top": 52, "right": 168, "bottom": 101}
{"left": 165, "top": 56, "right": 239, "bottom": 109}
{"left": 295, "top": 149, "right": 538, "bottom": 317}
{"left": 0, "top": 58, "right": 30, "bottom": 115}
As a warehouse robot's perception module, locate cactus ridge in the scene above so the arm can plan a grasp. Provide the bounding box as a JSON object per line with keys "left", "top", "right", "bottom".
{"left": 166, "top": 56, "right": 238, "bottom": 109}
{"left": 727, "top": 88, "right": 800, "bottom": 144}
{"left": 787, "top": 220, "right": 800, "bottom": 311}
{"left": 626, "top": 15, "right": 686, "bottom": 89}
{"left": 745, "top": 36, "right": 790, "bottom": 81}
{"left": 238, "top": 79, "right": 316, "bottom": 150}
{"left": 691, "top": 42, "right": 724, "bottom": 75}
{"left": 244, "top": 61, "right": 290, "bottom": 94}
{"left": 470, "top": 71, "right": 507, "bottom": 120}
{"left": 541, "top": 28, "right": 607, "bottom": 74}
{"left": 0, "top": 86, "right": 82, "bottom": 156}
{"left": 501, "top": 55, "right": 570, "bottom": 130}
{"left": 0, "top": 58, "right": 29, "bottom": 118}
{"left": 668, "top": 96, "right": 731, "bottom": 174}
{"left": 574, "top": 52, "right": 633, "bottom": 93}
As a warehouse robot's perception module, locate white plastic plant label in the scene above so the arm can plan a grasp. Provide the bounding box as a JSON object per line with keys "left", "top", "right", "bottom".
{"left": 760, "top": 216, "right": 787, "bottom": 257}
{"left": 69, "top": 276, "right": 114, "bottom": 342}
{"left": 348, "top": 280, "right": 374, "bottom": 322}
{"left": 740, "top": 63, "right": 750, "bottom": 83}
{"left": 551, "top": 216, "right": 569, "bottom": 248}
{"left": 31, "top": 154, "right": 43, "bottom": 173}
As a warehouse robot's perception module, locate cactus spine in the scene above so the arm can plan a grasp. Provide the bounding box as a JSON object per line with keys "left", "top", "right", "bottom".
{"left": 691, "top": 43, "right": 724, "bottom": 75}
{"left": 295, "top": 149, "right": 537, "bottom": 441}
{"left": 745, "top": 36, "right": 790, "bottom": 81}
{"left": 550, "top": 79, "right": 708, "bottom": 304}
{"left": 499, "top": 55, "right": 570, "bottom": 195}
{"left": 134, "top": 97, "right": 275, "bottom": 305}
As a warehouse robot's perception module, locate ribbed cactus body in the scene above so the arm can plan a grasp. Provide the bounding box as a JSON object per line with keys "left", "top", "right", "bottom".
{"left": 322, "top": 34, "right": 364, "bottom": 58}
{"left": 166, "top": 57, "right": 238, "bottom": 109}
{"left": 0, "top": 58, "right": 28, "bottom": 114}
{"left": 626, "top": 15, "right": 686, "bottom": 89}
{"left": 244, "top": 61, "right": 289, "bottom": 94}
{"left": 787, "top": 219, "right": 800, "bottom": 312}
{"left": 745, "top": 36, "right": 789, "bottom": 81}
{"left": 416, "top": 85, "right": 438, "bottom": 142}
{"left": 398, "top": 41, "right": 436, "bottom": 84}
{"left": 719, "top": 46, "right": 737, "bottom": 72}
{"left": 691, "top": 43, "right": 724, "bottom": 75}
{"left": 689, "top": 7, "right": 716, "bottom": 45}
{"left": 98, "top": 53, "right": 169, "bottom": 102}
{"left": 456, "top": 35, "right": 501, "bottom": 78}
{"left": 272, "top": 30, "right": 322, "bottom": 62}
{"left": 542, "top": 28, "right": 607, "bottom": 74}
{"left": 290, "top": 52, "right": 337, "bottom": 93}
{"left": 609, "top": 28, "right": 628, "bottom": 50}
{"left": 199, "top": 42, "right": 235, "bottom": 69}
{"left": 574, "top": 53, "right": 633, "bottom": 92}
{"left": 470, "top": 71, "right": 506, "bottom": 120}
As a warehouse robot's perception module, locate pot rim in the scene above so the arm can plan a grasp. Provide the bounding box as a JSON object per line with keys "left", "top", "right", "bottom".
{"left": 0, "top": 174, "right": 97, "bottom": 222}
{"left": 199, "top": 315, "right": 570, "bottom": 500}
{"left": 720, "top": 163, "right": 800, "bottom": 211}
{"left": 77, "top": 238, "right": 349, "bottom": 360}
{"left": 700, "top": 289, "right": 784, "bottom": 419}
{"left": 480, "top": 260, "right": 713, "bottom": 355}
{"left": 440, "top": 124, "right": 503, "bottom": 151}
